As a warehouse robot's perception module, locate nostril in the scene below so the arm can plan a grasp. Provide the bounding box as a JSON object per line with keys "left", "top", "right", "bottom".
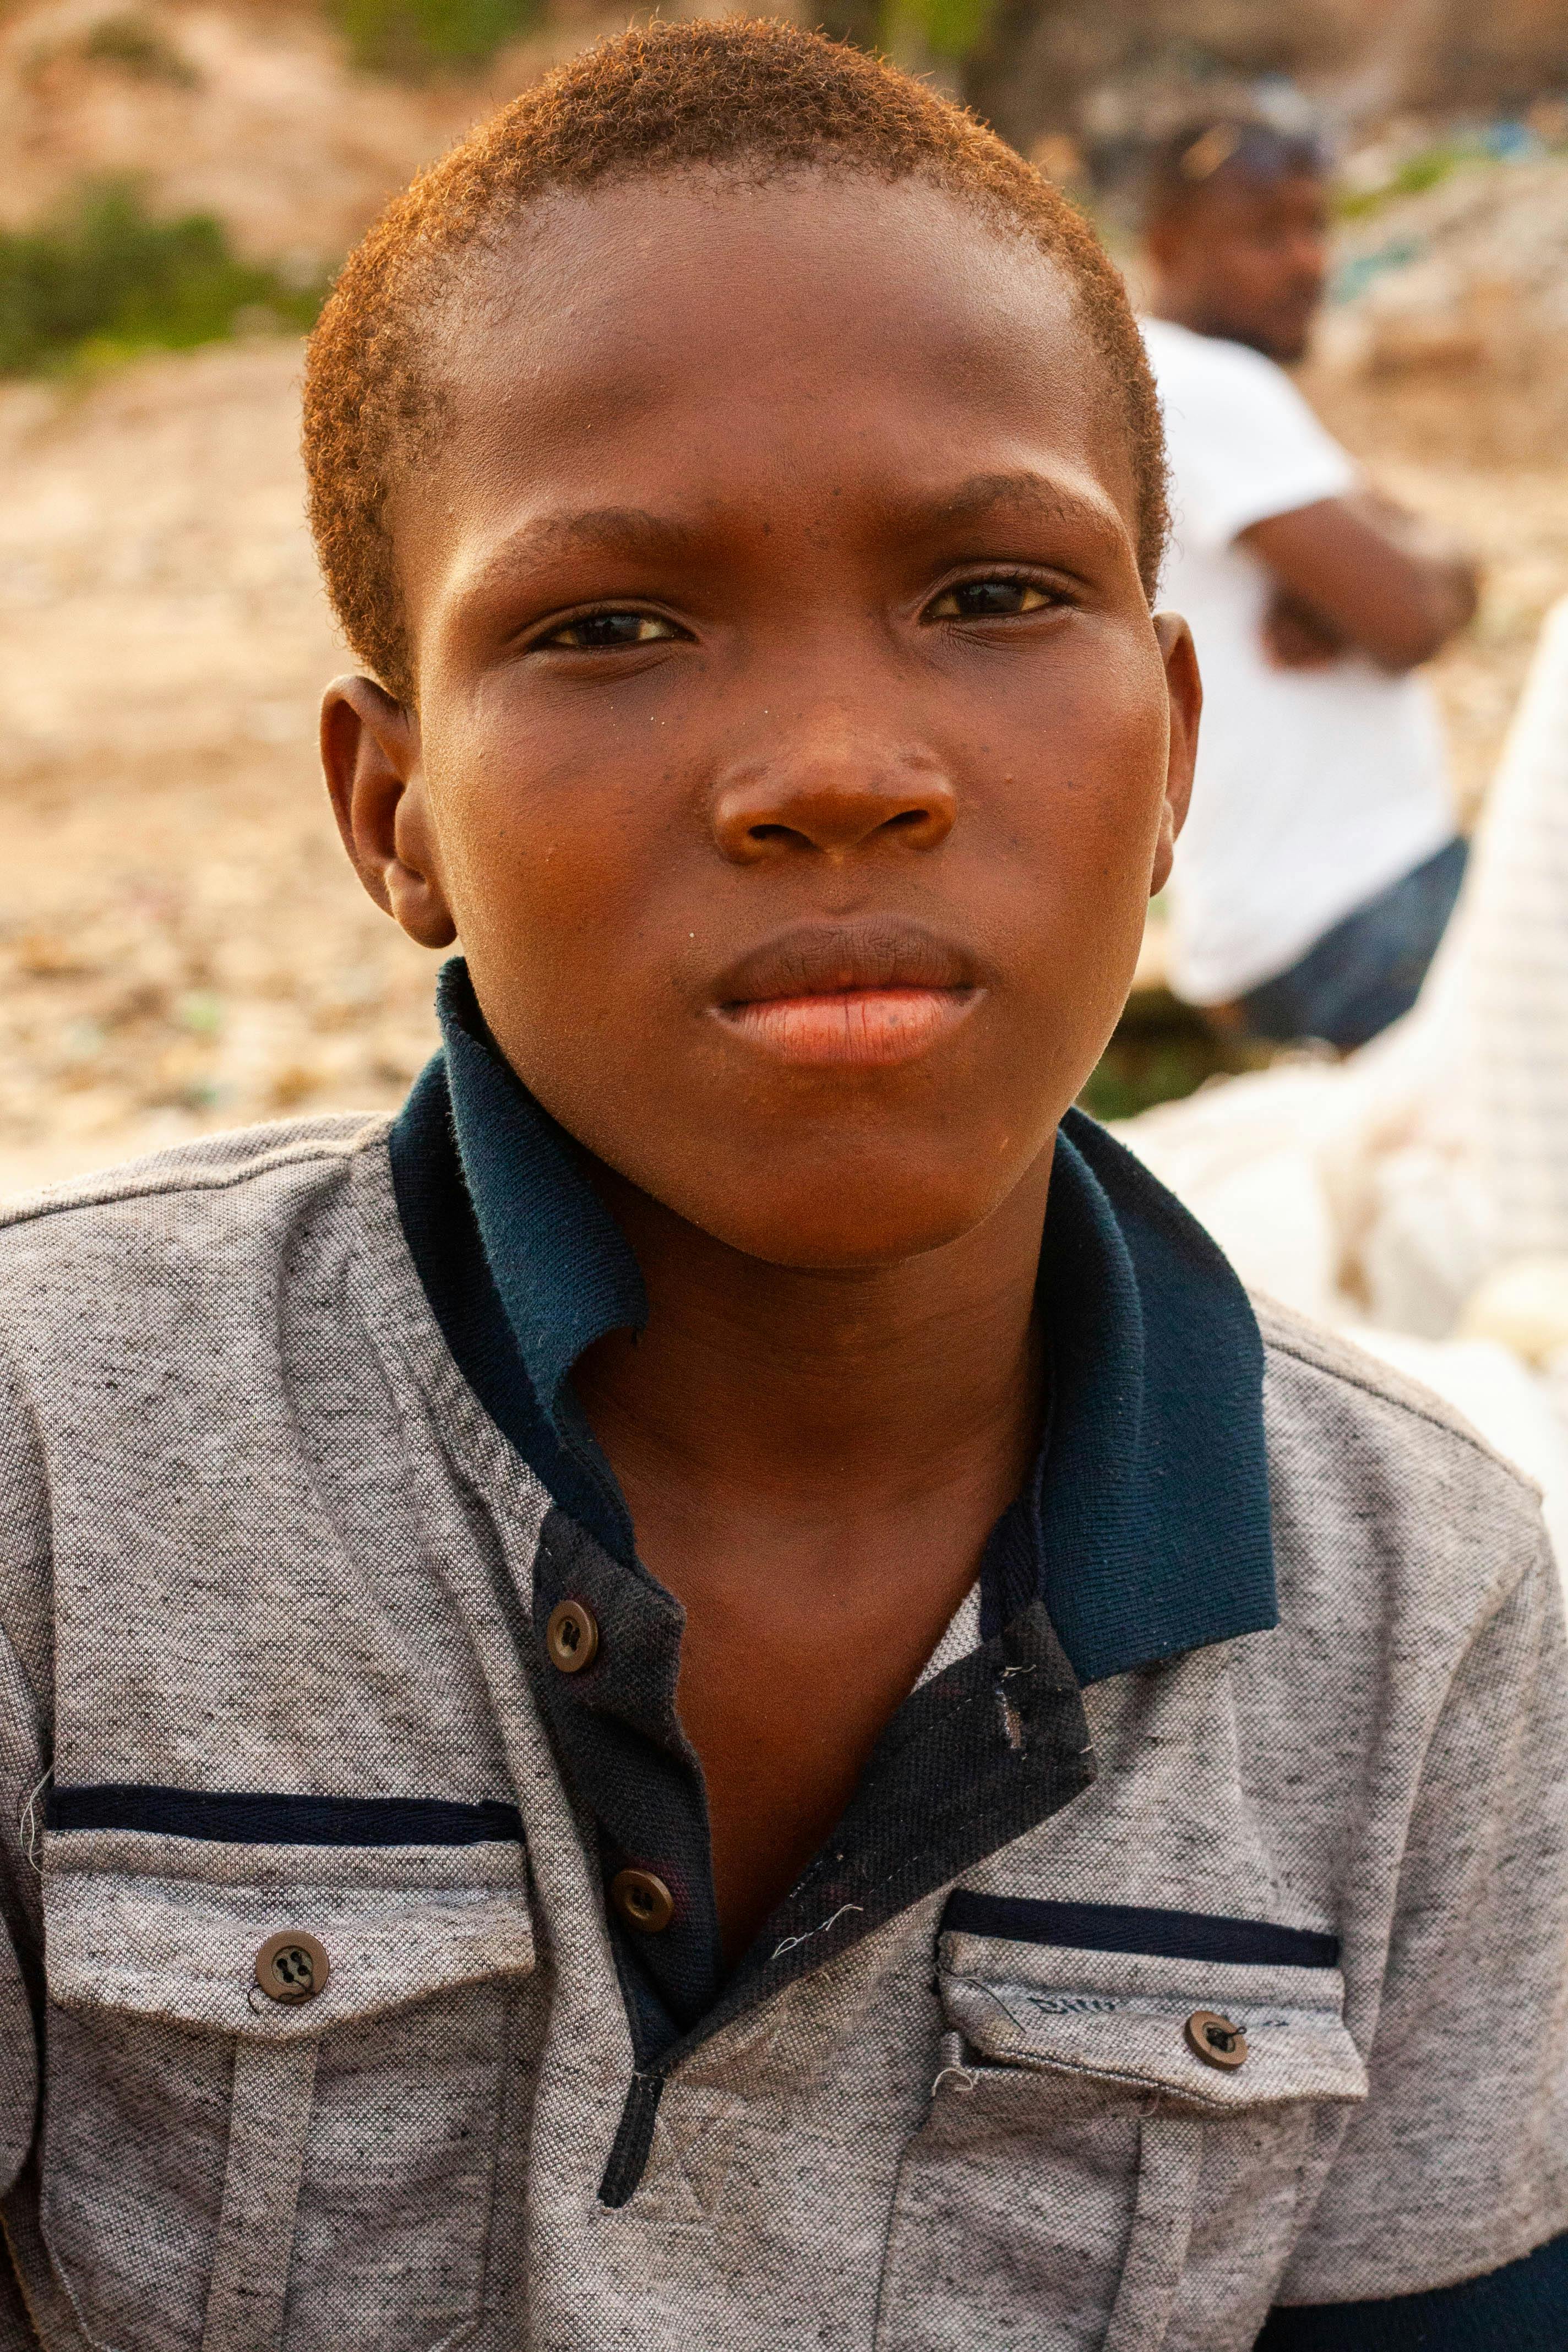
{"left": 714, "top": 769, "right": 957, "bottom": 863}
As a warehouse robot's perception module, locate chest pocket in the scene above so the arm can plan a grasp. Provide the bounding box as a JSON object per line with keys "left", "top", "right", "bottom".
{"left": 39, "top": 1850, "right": 536, "bottom": 2352}
{"left": 876, "top": 1902, "right": 1368, "bottom": 2352}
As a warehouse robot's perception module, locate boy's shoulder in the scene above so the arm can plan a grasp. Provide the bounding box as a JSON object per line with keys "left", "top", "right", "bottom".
{"left": 0, "top": 1115, "right": 396, "bottom": 1417}
{"left": 0, "top": 1118, "right": 403, "bottom": 1709}
{"left": 0, "top": 1114, "right": 387, "bottom": 1260}
{"left": 1255, "top": 1287, "right": 1537, "bottom": 1488}
{"left": 1253, "top": 1288, "right": 1550, "bottom": 1641}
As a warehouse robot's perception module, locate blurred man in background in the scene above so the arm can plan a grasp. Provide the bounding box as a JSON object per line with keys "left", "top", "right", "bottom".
{"left": 1141, "top": 120, "right": 1480, "bottom": 1050}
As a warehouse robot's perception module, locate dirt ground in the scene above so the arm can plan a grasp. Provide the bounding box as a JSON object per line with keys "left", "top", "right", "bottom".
{"left": 0, "top": 339, "right": 437, "bottom": 1195}
{"left": 0, "top": 0, "right": 636, "bottom": 264}
{"left": 3, "top": 331, "right": 1567, "bottom": 1196}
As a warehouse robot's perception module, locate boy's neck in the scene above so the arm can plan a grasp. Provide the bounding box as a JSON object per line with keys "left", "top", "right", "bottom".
{"left": 571, "top": 1146, "right": 1051, "bottom": 1525}
{"left": 570, "top": 1146, "right": 1053, "bottom": 1956}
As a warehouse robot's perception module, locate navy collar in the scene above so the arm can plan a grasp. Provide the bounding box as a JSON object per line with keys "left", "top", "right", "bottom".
{"left": 389, "top": 959, "right": 1275, "bottom": 1684}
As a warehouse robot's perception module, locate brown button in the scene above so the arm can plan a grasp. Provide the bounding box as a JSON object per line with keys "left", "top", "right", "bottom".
{"left": 610, "top": 1868, "right": 676, "bottom": 1934}
{"left": 255, "top": 1930, "right": 330, "bottom": 2005}
{"left": 546, "top": 1599, "right": 600, "bottom": 1674}
{"left": 1184, "top": 2010, "right": 1248, "bottom": 2070}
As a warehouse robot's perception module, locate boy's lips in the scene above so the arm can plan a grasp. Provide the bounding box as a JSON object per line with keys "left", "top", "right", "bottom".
{"left": 711, "top": 921, "right": 981, "bottom": 1068}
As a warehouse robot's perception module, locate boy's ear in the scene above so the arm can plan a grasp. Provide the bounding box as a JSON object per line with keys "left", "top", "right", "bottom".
{"left": 1150, "top": 612, "right": 1201, "bottom": 899}
{"left": 320, "top": 676, "right": 457, "bottom": 950}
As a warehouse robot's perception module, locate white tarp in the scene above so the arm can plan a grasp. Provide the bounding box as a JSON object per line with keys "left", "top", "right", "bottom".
{"left": 1116, "top": 595, "right": 1568, "bottom": 1570}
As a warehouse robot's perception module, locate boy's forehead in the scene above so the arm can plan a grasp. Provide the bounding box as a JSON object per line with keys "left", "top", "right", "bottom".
{"left": 453, "top": 169, "right": 1077, "bottom": 358}
{"left": 411, "top": 172, "right": 1137, "bottom": 545}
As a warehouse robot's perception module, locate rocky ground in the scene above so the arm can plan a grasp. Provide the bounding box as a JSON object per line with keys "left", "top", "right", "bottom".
{"left": 0, "top": 338, "right": 437, "bottom": 1195}
{"left": 0, "top": 0, "right": 624, "bottom": 265}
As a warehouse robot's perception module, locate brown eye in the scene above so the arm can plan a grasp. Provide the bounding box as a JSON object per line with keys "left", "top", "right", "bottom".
{"left": 543, "top": 612, "right": 681, "bottom": 650}
{"left": 928, "top": 579, "right": 1053, "bottom": 620}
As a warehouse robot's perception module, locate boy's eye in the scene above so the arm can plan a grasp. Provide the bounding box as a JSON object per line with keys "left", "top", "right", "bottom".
{"left": 927, "top": 579, "right": 1054, "bottom": 620}
{"left": 540, "top": 611, "right": 682, "bottom": 650}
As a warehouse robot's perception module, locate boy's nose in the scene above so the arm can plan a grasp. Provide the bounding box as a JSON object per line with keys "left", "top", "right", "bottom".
{"left": 710, "top": 732, "right": 957, "bottom": 864}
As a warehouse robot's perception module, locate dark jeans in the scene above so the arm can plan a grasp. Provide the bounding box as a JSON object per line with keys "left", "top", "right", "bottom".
{"left": 1232, "top": 835, "right": 1469, "bottom": 1053}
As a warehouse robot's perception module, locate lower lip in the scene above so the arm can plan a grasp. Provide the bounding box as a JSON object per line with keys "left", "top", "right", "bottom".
{"left": 717, "top": 987, "right": 975, "bottom": 1067}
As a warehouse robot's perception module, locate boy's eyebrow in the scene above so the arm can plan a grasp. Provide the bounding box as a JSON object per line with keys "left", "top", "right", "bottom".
{"left": 459, "top": 475, "right": 1128, "bottom": 602}
{"left": 525, "top": 506, "right": 693, "bottom": 554}
{"left": 462, "top": 507, "right": 699, "bottom": 597}
{"left": 925, "top": 471, "right": 1130, "bottom": 546}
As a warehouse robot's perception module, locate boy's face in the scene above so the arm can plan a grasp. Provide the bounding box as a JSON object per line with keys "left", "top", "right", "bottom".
{"left": 325, "top": 172, "right": 1198, "bottom": 1270}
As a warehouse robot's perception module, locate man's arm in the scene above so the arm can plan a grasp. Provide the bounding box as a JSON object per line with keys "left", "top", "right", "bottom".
{"left": 1242, "top": 491, "right": 1479, "bottom": 673}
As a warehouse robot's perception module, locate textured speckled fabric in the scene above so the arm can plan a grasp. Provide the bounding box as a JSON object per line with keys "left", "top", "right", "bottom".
{"left": 0, "top": 1117, "right": 1560, "bottom": 2348}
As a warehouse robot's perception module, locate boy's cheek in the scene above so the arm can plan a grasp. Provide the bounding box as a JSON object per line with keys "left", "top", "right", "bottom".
{"left": 420, "top": 628, "right": 1168, "bottom": 1014}
{"left": 421, "top": 719, "right": 663, "bottom": 957}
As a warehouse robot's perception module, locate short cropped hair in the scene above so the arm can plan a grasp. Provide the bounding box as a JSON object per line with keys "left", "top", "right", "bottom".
{"left": 1141, "top": 117, "right": 1327, "bottom": 231}
{"left": 303, "top": 16, "right": 1167, "bottom": 703}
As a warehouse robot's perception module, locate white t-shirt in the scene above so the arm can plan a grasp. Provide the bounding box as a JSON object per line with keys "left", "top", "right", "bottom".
{"left": 1142, "top": 317, "right": 1454, "bottom": 1004}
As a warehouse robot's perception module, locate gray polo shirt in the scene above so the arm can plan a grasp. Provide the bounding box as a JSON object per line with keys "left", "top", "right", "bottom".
{"left": 0, "top": 960, "right": 1563, "bottom": 2350}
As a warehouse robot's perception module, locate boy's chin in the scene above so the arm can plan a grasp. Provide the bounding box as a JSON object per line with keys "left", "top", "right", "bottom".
{"left": 667, "top": 1151, "right": 1048, "bottom": 1273}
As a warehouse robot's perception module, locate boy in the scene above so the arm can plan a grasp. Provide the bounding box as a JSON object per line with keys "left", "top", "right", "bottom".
{"left": 0, "top": 23, "right": 1562, "bottom": 2348}
{"left": 1140, "top": 119, "right": 1478, "bottom": 1049}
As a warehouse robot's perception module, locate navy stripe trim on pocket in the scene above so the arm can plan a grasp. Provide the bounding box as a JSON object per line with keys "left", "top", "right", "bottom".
{"left": 47, "top": 1784, "right": 525, "bottom": 1848}
{"left": 942, "top": 1891, "right": 1338, "bottom": 1969}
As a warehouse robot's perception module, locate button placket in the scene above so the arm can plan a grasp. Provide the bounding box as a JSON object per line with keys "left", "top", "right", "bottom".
{"left": 531, "top": 1507, "right": 724, "bottom": 2024}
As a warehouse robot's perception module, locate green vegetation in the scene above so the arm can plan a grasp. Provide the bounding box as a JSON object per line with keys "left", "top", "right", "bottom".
{"left": 1337, "top": 145, "right": 1466, "bottom": 221}
{"left": 331, "top": 0, "right": 539, "bottom": 74}
{"left": 884, "top": 0, "right": 998, "bottom": 62}
{"left": 1331, "top": 130, "right": 1564, "bottom": 224}
{"left": 0, "top": 183, "right": 326, "bottom": 377}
